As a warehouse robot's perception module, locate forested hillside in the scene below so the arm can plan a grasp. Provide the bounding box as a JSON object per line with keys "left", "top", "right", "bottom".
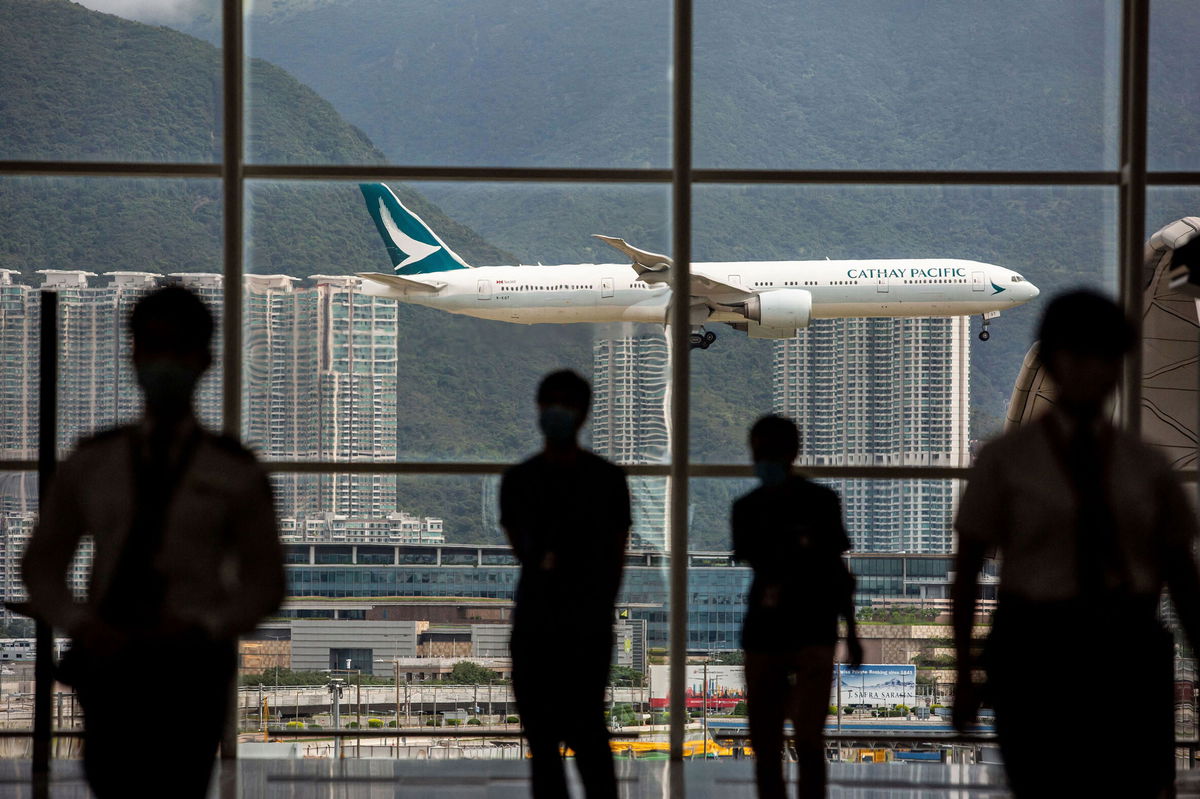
{"left": 0, "top": 0, "right": 592, "bottom": 545}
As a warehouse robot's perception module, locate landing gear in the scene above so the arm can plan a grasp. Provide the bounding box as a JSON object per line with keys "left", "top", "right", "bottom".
{"left": 979, "top": 310, "right": 1000, "bottom": 342}
{"left": 689, "top": 329, "right": 718, "bottom": 350}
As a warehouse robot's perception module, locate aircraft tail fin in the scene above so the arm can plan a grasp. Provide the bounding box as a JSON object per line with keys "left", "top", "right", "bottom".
{"left": 359, "top": 183, "right": 472, "bottom": 274}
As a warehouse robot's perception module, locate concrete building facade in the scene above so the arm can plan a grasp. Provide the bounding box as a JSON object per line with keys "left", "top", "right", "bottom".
{"left": 773, "top": 316, "right": 971, "bottom": 553}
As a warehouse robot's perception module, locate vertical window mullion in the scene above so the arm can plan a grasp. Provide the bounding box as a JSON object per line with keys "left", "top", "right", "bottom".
{"left": 668, "top": 0, "right": 693, "bottom": 768}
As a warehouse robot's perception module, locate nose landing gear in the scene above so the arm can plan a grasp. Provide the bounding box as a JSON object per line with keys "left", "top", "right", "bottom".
{"left": 979, "top": 310, "right": 1000, "bottom": 341}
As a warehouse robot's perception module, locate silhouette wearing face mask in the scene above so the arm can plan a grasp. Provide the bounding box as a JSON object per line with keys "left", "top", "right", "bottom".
{"left": 953, "top": 291, "right": 1200, "bottom": 798}
{"left": 21, "top": 286, "right": 285, "bottom": 799}
{"left": 733, "top": 415, "right": 862, "bottom": 799}
{"left": 500, "top": 370, "right": 631, "bottom": 799}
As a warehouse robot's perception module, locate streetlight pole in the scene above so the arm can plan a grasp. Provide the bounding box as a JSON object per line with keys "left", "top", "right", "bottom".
{"left": 702, "top": 660, "right": 708, "bottom": 757}
{"left": 328, "top": 679, "right": 345, "bottom": 760}
{"left": 836, "top": 663, "right": 843, "bottom": 735}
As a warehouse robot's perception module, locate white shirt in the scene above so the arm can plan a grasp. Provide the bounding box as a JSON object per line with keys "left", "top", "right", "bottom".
{"left": 22, "top": 420, "right": 285, "bottom": 639}
{"left": 956, "top": 415, "right": 1197, "bottom": 602}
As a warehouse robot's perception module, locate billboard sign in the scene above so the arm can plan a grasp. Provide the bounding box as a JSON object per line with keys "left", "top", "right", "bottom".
{"left": 648, "top": 665, "right": 745, "bottom": 709}
{"left": 648, "top": 662, "right": 915, "bottom": 710}
{"left": 833, "top": 664, "right": 916, "bottom": 707}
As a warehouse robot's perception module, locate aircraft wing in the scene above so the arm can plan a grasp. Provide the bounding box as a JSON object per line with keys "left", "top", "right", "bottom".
{"left": 593, "top": 234, "right": 752, "bottom": 300}
{"left": 356, "top": 272, "right": 445, "bottom": 293}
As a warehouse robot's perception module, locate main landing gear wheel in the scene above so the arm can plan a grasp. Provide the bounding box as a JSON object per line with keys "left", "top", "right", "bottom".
{"left": 688, "top": 330, "right": 718, "bottom": 350}
{"left": 979, "top": 329, "right": 991, "bottom": 341}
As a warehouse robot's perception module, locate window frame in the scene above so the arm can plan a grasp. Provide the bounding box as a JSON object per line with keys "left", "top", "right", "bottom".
{"left": 0, "top": 0, "right": 1188, "bottom": 771}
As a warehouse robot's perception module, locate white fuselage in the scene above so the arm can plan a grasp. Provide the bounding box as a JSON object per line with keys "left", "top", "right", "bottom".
{"left": 361, "top": 258, "right": 1038, "bottom": 325}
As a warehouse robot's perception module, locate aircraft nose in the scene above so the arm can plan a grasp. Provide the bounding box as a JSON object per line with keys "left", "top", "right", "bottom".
{"left": 1027, "top": 281, "right": 1040, "bottom": 299}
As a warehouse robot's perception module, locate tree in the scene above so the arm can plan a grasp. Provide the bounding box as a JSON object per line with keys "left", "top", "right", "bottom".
{"left": 711, "top": 651, "right": 744, "bottom": 666}
{"left": 447, "top": 661, "right": 500, "bottom": 685}
{"left": 608, "top": 665, "right": 646, "bottom": 687}
{"left": 0, "top": 619, "right": 34, "bottom": 638}
{"left": 610, "top": 703, "right": 637, "bottom": 727}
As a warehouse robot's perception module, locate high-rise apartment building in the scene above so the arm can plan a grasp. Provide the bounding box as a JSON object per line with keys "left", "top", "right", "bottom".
{"left": 0, "top": 271, "right": 420, "bottom": 617}
{"left": 243, "top": 275, "right": 398, "bottom": 518}
{"left": 591, "top": 329, "right": 670, "bottom": 550}
{"left": 0, "top": 512, "right": 93, "bottom": 624}
{"left": 1, "top": 270, "right": 400, "bottom": 519}
{"left": 0, "top": 269, "right": 39, "bottom": 462}
{"left": 0, "top": 269, "right": 224, "bottom": 458}
{"left": 773, "top": 316, "right": 970, "bottom": 553}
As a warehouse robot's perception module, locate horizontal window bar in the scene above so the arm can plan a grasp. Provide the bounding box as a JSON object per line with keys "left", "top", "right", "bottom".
{"left": 0, "top": 161, "right": 222, "bottom": 178}
{"left": 237, "top": 461, "right": 980, "bottom": 480}
{"left": 0, "top": 727, "right": 1194, "bottom": 748}
{"left": 6, "top": 160, "right": 1198, "bottom": 186}
{"left": 693, "top": 169, "right": 1125, "bottom": 186}
{"left": 246, "top": 165, "right": 673, "bottom": 183}
{"left": 5, "top": 458, "right": 1195, "bottom": 483}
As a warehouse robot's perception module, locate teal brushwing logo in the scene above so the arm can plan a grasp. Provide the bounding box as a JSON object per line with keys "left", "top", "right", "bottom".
{"left": 991, "top": 281, "right": 1006, "bottom": 295}
{"left": 359, "top": 183, "right": 470, "bottom": 274}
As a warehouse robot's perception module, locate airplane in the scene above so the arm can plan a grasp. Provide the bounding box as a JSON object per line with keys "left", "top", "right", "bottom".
{"left": 355, "top": 183, "right": 1039, "bottom": 348}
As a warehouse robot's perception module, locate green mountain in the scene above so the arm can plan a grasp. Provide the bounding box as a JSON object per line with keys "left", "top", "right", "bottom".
{"left": 0, "top": 0, "right": 592, "bottom": 545}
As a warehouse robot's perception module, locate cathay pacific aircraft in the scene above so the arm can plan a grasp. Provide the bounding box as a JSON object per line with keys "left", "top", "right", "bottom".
{"left": 356, "top": 183, "right": 1038, "bottom": 348}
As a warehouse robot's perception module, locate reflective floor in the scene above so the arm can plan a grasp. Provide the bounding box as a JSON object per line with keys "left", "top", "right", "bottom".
{"left": 2, "top": 760, "right": 1200, "bottom": 798}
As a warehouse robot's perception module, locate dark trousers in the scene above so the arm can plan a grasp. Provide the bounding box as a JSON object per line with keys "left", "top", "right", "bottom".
{"left": 512, "top": 625, "right": 616, "bottom": 799}
{"left": 745, "top": 646, "right": 834, "bottom": 799}
{"left": 70, "top": 632, "right": 235, "bottom": 799}
{"left": 988, "top": 597, "right": 1174, "bottom": 799}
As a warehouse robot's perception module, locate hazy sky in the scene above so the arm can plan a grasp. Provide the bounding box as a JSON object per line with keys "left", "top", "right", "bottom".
{"left": 73, "top": 0, "right": 215, "bottom": 24}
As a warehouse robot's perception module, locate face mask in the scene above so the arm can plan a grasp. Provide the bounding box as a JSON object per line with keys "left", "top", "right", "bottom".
{"left": 753, "top": 461, "right": 789, "bottom": 487}
{"left": 137, "top": 360, "right": 200, "bottom": 416}
{"left": 539, "top": 406, "right": 580, "bottom": 446}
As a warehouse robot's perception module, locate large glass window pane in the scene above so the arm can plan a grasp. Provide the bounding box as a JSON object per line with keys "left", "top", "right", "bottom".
{"left": 1149, "top": 1, "right": 1200, "bottom": 171}
{"left": 0, "top": 177, "right": 225, "bottom": 451}
{"left": 248, "top": 472, "right": 664, "bottom": 750}
{"left": 241, "top": 1, "right": 671, "bottom": 167}
{"left": 2, "top": 0, "right": 221, "bottom": 163}
{"left": 694, "top": 0, "right": 1121, "bottom": 171}
{"left": 690, "top": 184, "right": 1118, "bottom": 463}
{"left": 242, "top": 180, "right": 670, "bottom": 466}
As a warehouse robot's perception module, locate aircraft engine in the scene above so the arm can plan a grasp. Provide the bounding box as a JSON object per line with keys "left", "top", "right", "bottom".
{"left": 742, "top": 289, "right": 813, "bottom": 329}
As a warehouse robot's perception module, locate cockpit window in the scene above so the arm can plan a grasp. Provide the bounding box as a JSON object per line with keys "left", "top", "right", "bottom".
{"left": 1011, "top": 276, "right": 1023, "bottom": 282}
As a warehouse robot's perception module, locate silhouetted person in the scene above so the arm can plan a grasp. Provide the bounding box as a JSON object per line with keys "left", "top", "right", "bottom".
{"left": 953, "top": 290, "right": 1200, "bottom": 798}
{"left": 733, "top": 415, "right": 862, "bottom": 799}
{"left": 501, "top": 370, "right": 631, "bottom": 799}
{"left": 22, "top": 286, "right": 285, "bottom": 799}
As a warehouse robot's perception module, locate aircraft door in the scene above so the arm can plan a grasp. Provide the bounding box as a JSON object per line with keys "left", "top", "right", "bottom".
{"left": 477, "top": 279, "right": 492, "bottom": 300}
{"left": 972, "top": 271, "right": 986, "bottom": 291}
{"left": 728, "top": 275, "right": 742, "bottom": 287}
{"left": 601, "top": 278, "right": 614, "bottom": 298}
{"left": 876, "top": 277, "right": 889, "bottom": 293}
